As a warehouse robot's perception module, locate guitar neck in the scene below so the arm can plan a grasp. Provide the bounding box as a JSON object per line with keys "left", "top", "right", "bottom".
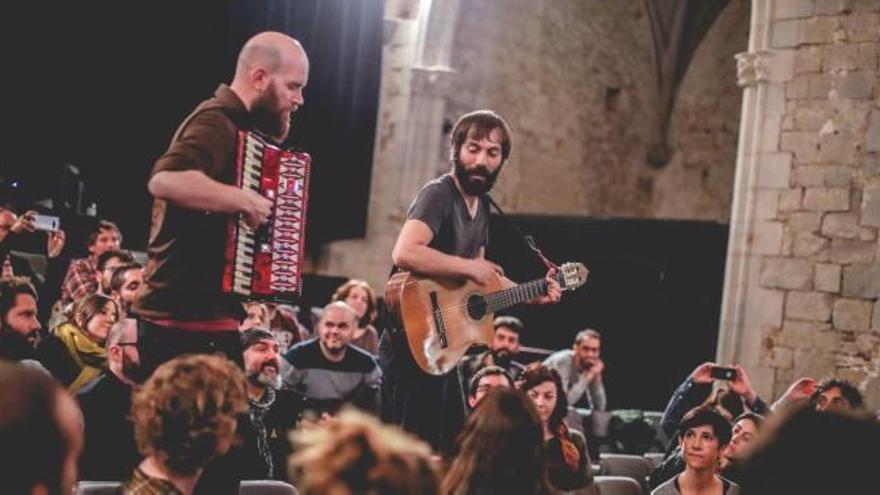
{"left": 485, "top": 276, "right": 553, "bottom": 313}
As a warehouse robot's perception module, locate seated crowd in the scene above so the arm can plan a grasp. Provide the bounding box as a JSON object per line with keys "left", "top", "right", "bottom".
{"left": 1, "top": 210, "right": 878, "bottom": 495}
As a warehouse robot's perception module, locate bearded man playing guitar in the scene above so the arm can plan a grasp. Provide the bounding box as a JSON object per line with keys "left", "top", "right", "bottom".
{"left": 380, "top": 110, "right": 564, "bottom": 453}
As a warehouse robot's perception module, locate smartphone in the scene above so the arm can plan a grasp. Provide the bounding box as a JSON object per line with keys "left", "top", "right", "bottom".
{"left": 31, "top": 214, "right": 60, "bottom": 232}
{"left": 710, "top": 366, "right": 737, "bottom": 381}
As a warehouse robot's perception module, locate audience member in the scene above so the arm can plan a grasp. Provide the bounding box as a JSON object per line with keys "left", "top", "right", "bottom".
{"left": 109, "top": 262, "right": 143, "bottom": 315}
{"left": 0, "top": 361, "right": 83, "bottom": 495}
{"left": 60, "top": 220, "right": 122, "bottom": 306}
{"left": 458, "top": 315, "right": 526, "bottom": 394}
{"left": 771, "top": 376, "right": 865, "bottom": 413}
{"left": 236, "top": 328, "right": 305, "bottom": 480}
{"left": 811, "top": 377, "right": 864, "bottom": 412}
{"left": 740, "top": 405, "right": 880, "bottom": 495}
{"left": 0, "top": 208, "right": 65, "bottom": 283}
{"left": 520, "top": 364, "right": 594, "bottom": 492}
{"left": 36, "top": 293, "right": 119, "bottom": 392}
{"left": 291, "top": 408, "right": 439, "bottom": 495}
{"left": 123, "top": 354, "right": 248, "bottom": 495}
{"left": 282, "top": 301, "right": 382, "bottom": 415}
{"left": 331, "top": 278, "right": 380, "bottom": 355}
{"left": 442, "top": 387, "right": 555, "bottom": 495}
{"left": 240, "top": 301, "right": 269, "bottom": 331}
{"left": 77, "top": 318, "right": 143, "bottom": 481}
{"left": 544, "top": 328, "right": 607, "bottom": 411}
{"left": 661, "top": 363, "right": 768, "bottom": 440}
{"left": 718, "top": 412, "right": 763, "bottom": 484}
{"left": 651, "top": 410, "right": 763, "bottom": 489}
{"left": 465, "top": 365, "right": 513, "bottom": 411}
{"left": 651, "top": 407, "right": 740, "bottom": 495}
{"left": 268, "top": 303, "right": 308, "bottom": 352}
{"left": 0, "top": 276, "right": 41, "bottom": 361}
{"left": 96, "top": 249, "right": 135, "bottom": 295}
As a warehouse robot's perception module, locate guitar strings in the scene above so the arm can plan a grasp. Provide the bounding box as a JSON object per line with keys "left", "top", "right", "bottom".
{"left": 391, "top": 278, "right": 556, "bottom": 317}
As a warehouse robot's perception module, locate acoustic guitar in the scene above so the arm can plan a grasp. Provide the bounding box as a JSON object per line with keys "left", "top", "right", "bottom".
{"left": 385, "top": 262, "right": 589, "bottom": 375}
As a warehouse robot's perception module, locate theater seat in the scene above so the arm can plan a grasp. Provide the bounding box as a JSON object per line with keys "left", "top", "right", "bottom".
{"left": 77, "top": 480, "right": 298, "bottom": 495}
{"left": 599, "top": 453, "right": 652, "bottom": 493}
{"left": 644, "top": 452, "right": 665, "bottom": 469}
{"left": 75, "top": 481, "right": 121, "bottom": 495}
{"left": 594, "top": 475, "right": 644, "bottom": 495}
{"left": 240, "top": 480, "right": 298, "bottom": 495}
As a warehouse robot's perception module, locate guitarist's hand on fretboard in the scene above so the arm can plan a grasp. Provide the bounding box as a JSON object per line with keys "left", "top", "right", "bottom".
{"left": 529, "top": 267, "right": 562, "bottom": 305}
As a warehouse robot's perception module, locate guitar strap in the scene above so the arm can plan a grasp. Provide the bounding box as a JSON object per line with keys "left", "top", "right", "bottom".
{"left": 484, "top": 195, "right": 558, "bottom": 271}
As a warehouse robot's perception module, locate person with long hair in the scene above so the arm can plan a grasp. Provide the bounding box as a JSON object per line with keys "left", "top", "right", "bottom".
{"left": 331, "top": 279, "right": 379, "bottom": 355}
{"left": 36, "top": 292, "right": 119, "bottom": 392}
{"left": 442, "top": 387, "right": 555, "bottom": 495}
{"left": 519, "top": 364, "right": 594, "bottom": 493}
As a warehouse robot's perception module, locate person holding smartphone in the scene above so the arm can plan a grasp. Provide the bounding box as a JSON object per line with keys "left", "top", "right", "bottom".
{"left": 0, "top": 207, "right": 66, "bottom": 326}
{"left": 659, "top": 362, "right": 769, "bottom": 443}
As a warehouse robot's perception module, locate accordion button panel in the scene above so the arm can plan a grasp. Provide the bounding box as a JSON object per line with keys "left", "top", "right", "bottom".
{"left": 233, "top": 139, "right": 265, "bottom": 296}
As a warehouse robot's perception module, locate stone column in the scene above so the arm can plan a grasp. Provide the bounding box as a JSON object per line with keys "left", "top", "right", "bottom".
{"left": 307, "top": 0, "right": 463, "bottom": 291}
{"left": 719, "top": 0, "right": 880, "bottom": 403}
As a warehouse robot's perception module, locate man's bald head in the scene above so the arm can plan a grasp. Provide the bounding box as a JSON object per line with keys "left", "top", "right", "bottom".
{"left": 234, "top": 31, "right": 307, "bottom": 81}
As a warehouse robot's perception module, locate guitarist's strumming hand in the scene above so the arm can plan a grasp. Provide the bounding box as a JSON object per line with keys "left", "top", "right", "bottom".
{"left": 467, "top": 258, "right": 504, "bottom": 285}
{"left": 530, "top": 268, "right": 562, "bottom": 305}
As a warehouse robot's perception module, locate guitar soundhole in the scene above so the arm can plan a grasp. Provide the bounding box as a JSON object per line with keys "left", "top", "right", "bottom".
{"left": 466, "top": 294, "right": 487, "bottom": 320}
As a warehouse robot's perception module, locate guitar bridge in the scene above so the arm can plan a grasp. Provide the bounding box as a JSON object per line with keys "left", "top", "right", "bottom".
{"left": 429, "top": 291, "right": 448, "bottom": 349}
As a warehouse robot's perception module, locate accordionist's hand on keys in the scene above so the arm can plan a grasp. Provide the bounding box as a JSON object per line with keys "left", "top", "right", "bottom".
{"left": 241, "top": 189, "right": 273, "bottom": 230}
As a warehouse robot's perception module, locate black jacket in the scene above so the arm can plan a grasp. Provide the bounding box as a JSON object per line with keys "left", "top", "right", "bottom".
{"left": 76, "top": 373, "right": 140, "bottom": 481}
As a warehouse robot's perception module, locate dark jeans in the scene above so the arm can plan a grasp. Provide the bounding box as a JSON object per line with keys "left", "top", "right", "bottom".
{"left": 379, "top": 327, "right": 465, "bottom": 454}
{"left": 135, "top": 319, "right": 244, "bottom": 495}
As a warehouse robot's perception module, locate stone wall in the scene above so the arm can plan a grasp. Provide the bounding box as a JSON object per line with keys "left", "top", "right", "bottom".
{"left": 310, "top": 0, "right": 749, "bottom": 290}
{"left": 719, "top": 0, "right": 880, "bottom": 406}
{"left": 447, "top": 0, "right": 748, "bottom": 221}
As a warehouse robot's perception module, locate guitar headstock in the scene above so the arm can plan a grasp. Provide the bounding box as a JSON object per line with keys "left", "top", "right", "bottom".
{"left": 557, "top": 262, "right": 589, "bottom": 291}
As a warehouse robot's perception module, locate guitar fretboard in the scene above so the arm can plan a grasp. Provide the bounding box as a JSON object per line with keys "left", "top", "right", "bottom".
{"left": 485, "top": 274, "right": 561, "bottom": 313}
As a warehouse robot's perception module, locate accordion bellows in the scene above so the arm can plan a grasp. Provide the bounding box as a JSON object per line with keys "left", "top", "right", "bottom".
{"left": 222, "top": 130, "right": 310, "bottom": 301}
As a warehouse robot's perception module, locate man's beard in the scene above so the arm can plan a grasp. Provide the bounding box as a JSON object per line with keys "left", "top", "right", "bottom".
{"left": 250, "top": 86, "right": 291, "bottom": 143}
{"left": 0, "top": 325, "right": 39, "bottom": 346}
{"left": 491, "top": 348, "right": 512, "bottom": 367}
{"left": 122, "top": 354, "right": 149, "bottom": 384}
{"left": 249, "top": 361, "right": 282, "bottom": 390}
{"left": 453, "top": 157, "right": 501, "bottom": 196}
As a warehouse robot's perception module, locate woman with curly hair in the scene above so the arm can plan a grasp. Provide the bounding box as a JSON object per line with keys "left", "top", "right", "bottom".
{"left": 123, "top": 354, "right": 248, "bottom": 495}
{"left": 291, "top": 408, "right": 439, "bottom": 494}
{"left": 331, "top": 279, "right": 379, "bottom": 354}
{"left": 36, "top": 292, "right": 119, "bottom": 393}
{"left": 519, "top": 364, "right": 594, "bottom": 493}
{"left": 442, "top": 387, "right": 555, "bottom": 495}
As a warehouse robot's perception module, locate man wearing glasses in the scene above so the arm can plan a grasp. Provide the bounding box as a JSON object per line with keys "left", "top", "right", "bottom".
{"left": 76, "top": 318, "right": 144, "bottom": 480}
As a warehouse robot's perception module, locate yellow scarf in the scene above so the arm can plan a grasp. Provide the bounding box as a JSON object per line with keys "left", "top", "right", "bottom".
{"left": 54, "top": 322, "right": 107, "bottom": 393}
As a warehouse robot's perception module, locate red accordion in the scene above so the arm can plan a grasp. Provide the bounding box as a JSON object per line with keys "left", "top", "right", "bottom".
{"left": 221, "top": 130, "right": 310, "bottom": 301}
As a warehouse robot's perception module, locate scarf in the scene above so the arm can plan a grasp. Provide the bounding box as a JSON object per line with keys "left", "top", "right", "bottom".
{"left": 248, "top": 386, "right": 277, "bottom": 478}
{"left": 54, "top": 322, "right": 107, "bottom": 393}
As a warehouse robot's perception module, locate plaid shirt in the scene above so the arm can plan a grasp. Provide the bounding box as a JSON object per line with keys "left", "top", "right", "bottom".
{"left": 122, "top": 467, "right": 184, "bottom": 495}
{"left": 60, "top": 256, "right": 99, "bottom": 306}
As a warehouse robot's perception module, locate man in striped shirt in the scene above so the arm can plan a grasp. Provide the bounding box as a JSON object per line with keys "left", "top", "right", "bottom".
{"left": 281, "top": 301, "right": 381, "bottom": 416}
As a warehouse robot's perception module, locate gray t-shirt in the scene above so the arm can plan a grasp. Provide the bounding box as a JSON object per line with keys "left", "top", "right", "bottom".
{"left": 406, "top": 174, "right": 489, "bottom": 259}
{"left": 651, "top": 476, "right": 741, "bottom": 495}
